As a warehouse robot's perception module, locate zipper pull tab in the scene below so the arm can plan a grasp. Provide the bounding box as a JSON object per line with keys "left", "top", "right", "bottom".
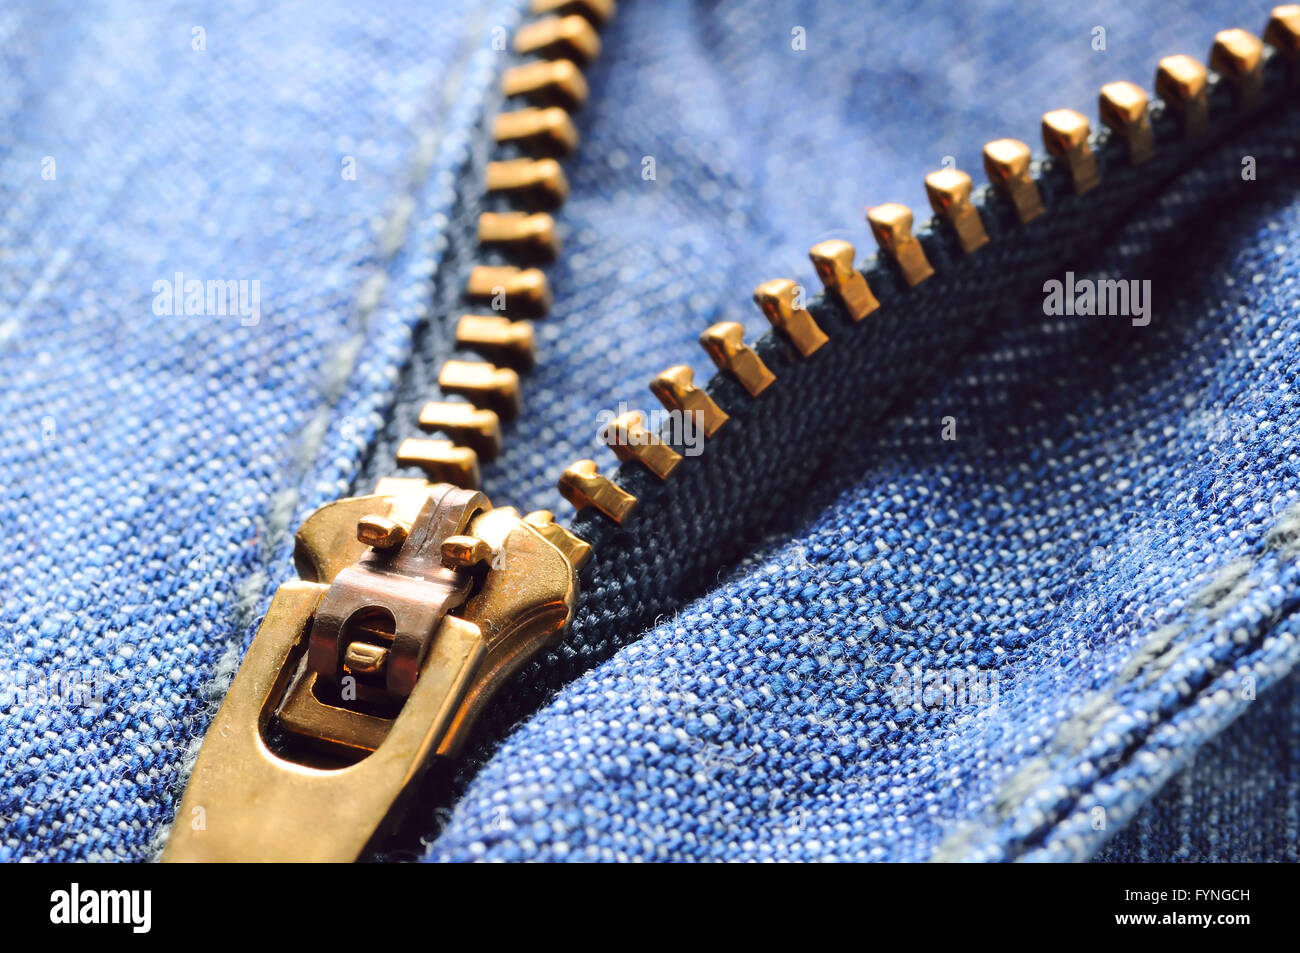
{"left": 162, "top": 483, "right": 581, "bottom": 862}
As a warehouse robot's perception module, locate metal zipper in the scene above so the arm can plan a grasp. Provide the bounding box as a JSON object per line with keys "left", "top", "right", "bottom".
{"left": 163, "top": 5, "right": 1300, "bottom": 862}
{"left": 162, "top": 0, "right": 612, "bottom": 862}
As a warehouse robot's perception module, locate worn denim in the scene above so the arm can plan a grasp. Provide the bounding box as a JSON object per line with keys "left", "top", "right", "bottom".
{"left": 0, "top": 0, "right": 1295, "bottom": 862}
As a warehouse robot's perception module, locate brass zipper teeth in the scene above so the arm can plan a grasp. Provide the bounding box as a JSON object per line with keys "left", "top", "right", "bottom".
{"left": 390, "top": 0, "right": 611, "bottom": 547}
{"left": 550, "top": 9, "right": 1300, "bottom": 531}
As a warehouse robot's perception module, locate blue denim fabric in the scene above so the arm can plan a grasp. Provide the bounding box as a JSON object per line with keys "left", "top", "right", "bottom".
{"left": 0, "top": 0, "right": 1295, "bottom": 863}
{"left": 1095, "top": 667, "right": 1300, "bottom": 863}
{"left": 0, "top": 0, "right": 524, "bottom": 861}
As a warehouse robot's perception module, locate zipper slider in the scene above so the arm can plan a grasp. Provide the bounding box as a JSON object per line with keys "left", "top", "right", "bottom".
{"left": 162, "top": 482, "right": 583, "bottom": 862}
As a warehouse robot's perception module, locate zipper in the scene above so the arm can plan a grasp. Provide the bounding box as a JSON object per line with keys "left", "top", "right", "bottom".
{"left": 163, "top": 6, "right": 1300, "bottom": 862}
{"left": 162, "top": 0, "right": 611, "bottom": 863}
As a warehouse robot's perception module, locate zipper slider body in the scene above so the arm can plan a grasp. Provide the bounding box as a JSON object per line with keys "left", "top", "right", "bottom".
{"left": 162, "top": 482, "right": 583, "bottom": 862}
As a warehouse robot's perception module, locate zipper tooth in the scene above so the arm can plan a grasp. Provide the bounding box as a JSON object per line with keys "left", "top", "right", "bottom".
{"left": 601, "top": 412, "right": 683, "bottom": 480}
{"left": 373, "top": 475, "right": 431, "bottom": 497}
{"left": 699, "top": 322, "right": 776, "bottom": 396}
{"left": 923, "top": 170, "right": 990, "bottom": 254}
{"left": 1098, "top": 82, "right": 1156, "bottom": 165}
{"left": 464, "top": 264, "right": 551, "bottom": 317}
{"left": 809, "top": 239, "right": 881, "bottom": 320}
{"left": 558, "top": 459, "right": 638, "bottom": 522}
{"left": 438, "top": 359, "right": 522, "bottom": 420}
{"left": 1041, "top": 109, "right": 1100, "bottom": 194}
{"left": 396, "top": 437, "right": 481, "bottom": 488}
{"left": 477, "top": 210, "right": 560, "bottom": 260}
{"left": 493, "top": 105, "right": 580, "bottom": 157}
{"left": 484, "top": 157, "right": 570, "bottom": 207}
{"left": 982, "top": 138, "right": 1046, "bottom": 223}
{"left": 1265, "top": 5, "right": 1300, "bottom": 69}
{"left": 529, "top": 0, "right": 615, "bottom": 25}
{"left": 417, "top": 402, "right": 502, "bottom": 460}
{"left": 1155, "top": 54, "right": 1210, "bottom": 138}
{"left": 1211, "top": 28, "right": 1267, "bottom": 107}
{"left": 501, "top": 58, "right": 590, "bottom": 110}
{"left": 514, "top": 15, "right": 602, "bottom": 64}
{"left": 650, "top": 365, "right": 730, "bottom": 437}
{"left": 753, "top": 278, "right": 829, "bottom": 357}
{"left": 866, "top": 203, "right": 936, "bottom": 287}
{"left": 551, "top": 10, "right": 1296, "bottom": 548}
{"left": 455, "top": 314, "right": 537, "bottom": 370}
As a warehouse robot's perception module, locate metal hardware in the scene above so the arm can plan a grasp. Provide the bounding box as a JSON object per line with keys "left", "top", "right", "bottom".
{"left": 753, "top": 278, "right": 828, "bottom": 357}
{"left": 530, "top": 0, "right": 615, "bottom": 25}
{"left": 983, "top": 138, "right": 1044, "bottom": 223}
{"left": 1099, "top": 81, "right": 1155, "bottom": 165}
{"left": 1042, "top": 109, "right": 1100, "bottom": 194}
{"left": 163, "top": 483, "right": 582, "bottom": 862}
{"left": 924, "top": 169, "right": 989, "bottom": 253}
{"left": 558, "top": 459, "right": 638, "bottom": 522}
{"left": 502, "top": 58, "right": 590, "bottom": 110}
{"left": 650, "top": 364, "right": 729, "bottom": 437}
{"left": 523, "top": 509, "right": 592, "bottom": 568}
{"left": 396, "top": 438, "right": 481, "bottom": 487}
{"left": 1156, "top": 55, "right": 1208, "bottom": 138}
{"left": 478, "top": 211, "right": 560, "bottom": 260}
{"left": 1265, "top": 5, "right": 1300, "bottom": 75}
{"left": 455, "top": 314, "right": 537, "bottom": 370}
{"left": 867, "top": 203, "right": 934, "bottom": 286}
{"left": 356, "top": 515, "right": 409, "bottom": 550}
{"left": 1210, "top": 28, "right": 1265, "bottom": 109}
{"left": 485, "top": 158, "right": 569, "bottom": 208}
{"left": 308, "top": 485, "right": 488, "bottom": 697}
{"left": 699, "top": 322, "right": 775, "bottom": 396}
{"left": 465, "top": 265, "right": 551, "bottom": 317}
{"left": 438, "top": 360, "right": 523, "bottom": 420}
{"left": 809, "top": 240, "right": 880, "bottom": 320}
{"left": 418, "top": 401, "right": 503, "bottom": 461}
{"left": 494, "top": 106, "right": 579, "bottom": 157}
{"left": 601, "top": 411, "right": 683, "bottom": 480}
{"left": 441, "top": 534, "right": 494, "bottom": 569}
{"left": 515, "top": 15, "right": 602, "bottom": 64}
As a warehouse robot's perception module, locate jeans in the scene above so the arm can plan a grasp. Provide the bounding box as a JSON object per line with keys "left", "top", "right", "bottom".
{"left": 0, "top": 0, "right": 1294, "bottom": 862}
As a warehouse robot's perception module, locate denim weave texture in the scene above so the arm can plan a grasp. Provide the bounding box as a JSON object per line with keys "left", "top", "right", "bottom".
{"left": 0, "top": 0, "right": 1296, "bottom": 863}
{"left": 1095, "top": 666, "right": 1300, "bottom": 863}
{"left": 0, "top": 0, "right": 524, "bottom": 860}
